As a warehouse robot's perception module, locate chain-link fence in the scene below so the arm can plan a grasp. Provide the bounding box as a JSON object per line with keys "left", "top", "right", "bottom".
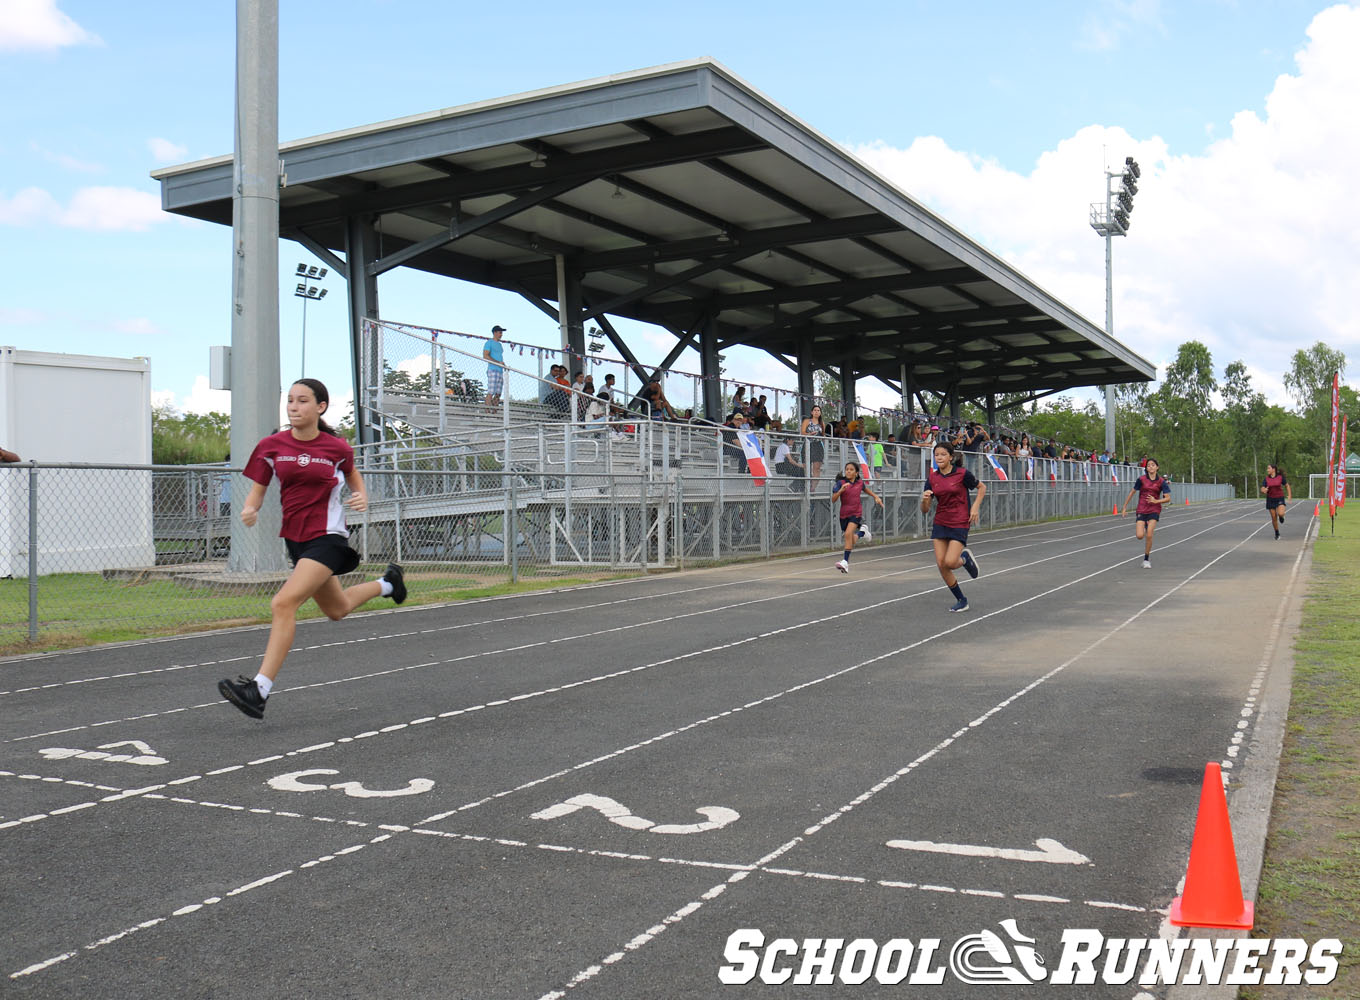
{"left": 1, "top": 445, "right": 1235, "bottom": 651}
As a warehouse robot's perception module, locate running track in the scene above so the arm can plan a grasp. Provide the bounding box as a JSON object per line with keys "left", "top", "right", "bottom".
{"left": 0, "top": 501, "right": 1312, "bottom": 999}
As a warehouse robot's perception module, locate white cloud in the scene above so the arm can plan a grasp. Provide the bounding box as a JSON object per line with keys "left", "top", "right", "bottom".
{"left": 148, "top": 137, "right": 188, "bottom": 163}
{"left": 0, "top": 185, "right": 168, "bottom": 231}
{"left": 182, "top": 376, "right": 231, "bottom": 416}
{"left": 0, "top": 0, "right": 101, "bottom": 52}
{"left": 30, "top": 141, "right": 103, "bottom": 174}
{"left": 850, "top": 3, "right": 1360, "bottom": 408}
{"left": 1077, "top": 0, "right": 1165, "bottom": 51}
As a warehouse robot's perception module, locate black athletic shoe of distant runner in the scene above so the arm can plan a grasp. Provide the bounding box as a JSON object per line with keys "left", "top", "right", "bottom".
{"left": 218, "top": 675, "right": 266, "bottom": 719}
{"left": 383, "top": 563, "right": 407, "bottom": 604}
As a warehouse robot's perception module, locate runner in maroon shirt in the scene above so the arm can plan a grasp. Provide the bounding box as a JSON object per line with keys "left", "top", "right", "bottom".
{"left": 218, "top": 379, "right": 406, "bottom": 720}
{"left": 920, "top": 442, "right": 987, "bottom": 612}
{"left": 831, "top": 461, "right": 883, "bottom": 573}
{"left": 1121, "top": 457, "right": 1170, "bottom": 568}
{"left": 1258, "top": 463, "right": 1291, "bottom": 539}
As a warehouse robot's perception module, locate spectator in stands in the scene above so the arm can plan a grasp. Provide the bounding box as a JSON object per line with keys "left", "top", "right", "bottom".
{"left": 728, "top": 386, "right": 746, "bottom": 415}
{"left": 586, "top": 390, "right": 609, "bottom": 433}
{"left": 773, "top": 433, "right": 805, "bottom": 487}
{"left": 1043, "top": 439, "right": 1058, "bottom": 460}
{"left": 800, "top": 404, "right": 827, "bottom": 486}
{"left": 847, "top": 419, "right": 864, "bottom": 440}
{"left": 866, "top": 432, "right": 885, "bottom": 476}
{"left": 752, "top": 395, "right": 770, "bottom": 431}
{"left": 544, "top": 364, "right": 571, "bottom": 415}
{"left": 961, "top": 423, "right": 990, "bottom": 451}
{"left": 0, "top": 446, "right": 19, "bottom": 463}
{"left": 642, "top": 379, "right": 678, "bottom": 420}
{"left": 722, "top": 411, "right": 748, "bottom": 472}
{"left": 1016, "top": 434, "right": 1032, "bottom": 460}
{"left": 482, "top": 325, "right": 506, "bottom": 411}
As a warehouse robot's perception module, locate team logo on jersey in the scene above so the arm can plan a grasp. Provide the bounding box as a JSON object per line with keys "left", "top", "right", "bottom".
{"left": 298, "top": 454, "right": 312, "bottom": 467}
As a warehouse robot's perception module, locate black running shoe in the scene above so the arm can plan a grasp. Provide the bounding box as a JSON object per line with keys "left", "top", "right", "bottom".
{"left": 960, "top": 548, "right": 980, "bottom": 579}
{"left": 218, "top": 675, "right": 266, "bottom": 719}
{"left": 383, "top": 563, "right": 407, "bottom": 604}
{"left": 1274, "top": 529, "right": 1280, "bottom": 539}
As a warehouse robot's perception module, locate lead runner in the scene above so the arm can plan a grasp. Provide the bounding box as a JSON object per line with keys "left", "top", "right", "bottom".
{"left": 218, "top": 378, "right": 406, "bottom": 719}
{"left": 920, "top": 441, "right": 985, "bottom": 612}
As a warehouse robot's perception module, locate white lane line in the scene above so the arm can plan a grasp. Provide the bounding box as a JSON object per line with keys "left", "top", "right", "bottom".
{"left": 534, "top": 513, "right": 1270, "bottom": 999}
{"left": 0, "top": 507, "right": 1206, "bottom": 697}
{"left": 2, "top": 505, "right": 1235, "bottom": 747}
{"left": 1, "top": 507, "right": 1247, "bottom": 837}
{"left": 0, "top": 770, "right": 125, "bottom": 793}
{"left": 6, "top": 506, "right": 1253, "bottom": 980}
{"left": 9, "top": 831, "right": 398, "bottom": 980}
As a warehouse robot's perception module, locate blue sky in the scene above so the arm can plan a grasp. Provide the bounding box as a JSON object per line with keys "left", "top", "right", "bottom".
{"left": 2, "top": 0, "right": 1355, "bottom": 421}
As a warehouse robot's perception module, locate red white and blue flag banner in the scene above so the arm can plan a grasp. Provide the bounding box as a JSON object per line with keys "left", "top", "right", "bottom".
{"left": 1049, "top": 460, "right": 1057, "bottom": 483}
{"left": 1083, "top": 466, "right": 1090, "bottom": 483}
{"left": 1111, "top": 467, "right": 1119, "bottom": 483}
{"left": 738, "top": 431, "right": 768, "bottom": 486}
{"left": 1327, "top": 372, "right": 1340, "bottom": 507}
{"left": 985, "top": 451, "right": 1008, "bottom": 481}
{"left": 852, "top": 441, "right": 874, "bottom": 482}
{"left": 1026, "top": 457, "right": 1034, "bottom": 481}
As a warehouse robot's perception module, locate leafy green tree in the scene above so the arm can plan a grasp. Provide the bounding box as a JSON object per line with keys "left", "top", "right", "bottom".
{"left": 1283, "top": 342, "right": 1346, "bottom": 461}
{"left": 1157, "top": 340, "right": 1217, "bottom": 482}
{"left": 1221, "top": 361, "right": 1268, "bottom": 483}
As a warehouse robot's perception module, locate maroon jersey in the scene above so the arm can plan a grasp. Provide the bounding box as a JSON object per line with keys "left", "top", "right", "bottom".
{"left": 1262, "top": 473, "right": 1287, "bottom": 499}
{"left": 835, "top": 478, "right": 866, "bottom": 519}
{"left": 243, "top": 430, "right": 354, "bottom": 541}
{"left": 928, "top": 465, "right": 980, "bottom": 529}
{"left": 1135, "top": 474, "right": 1170, "bottom": 515}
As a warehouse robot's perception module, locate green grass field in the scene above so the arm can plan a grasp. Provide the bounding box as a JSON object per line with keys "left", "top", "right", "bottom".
{"left": 1244, "top": 509, "right": 1360, "bottom": 997}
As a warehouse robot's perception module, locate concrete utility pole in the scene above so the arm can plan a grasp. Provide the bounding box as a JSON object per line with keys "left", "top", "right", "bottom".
{"left": 229, "top": 0, "right": 285, "bottom": 571}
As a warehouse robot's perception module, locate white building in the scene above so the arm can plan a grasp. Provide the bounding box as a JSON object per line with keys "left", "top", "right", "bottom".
{"left": 0, "top": 347, "right": 154, "bottom": 578}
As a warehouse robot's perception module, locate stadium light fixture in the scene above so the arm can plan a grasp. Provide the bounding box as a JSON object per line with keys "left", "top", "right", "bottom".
{"left": 1089, "top": 155, "right": 1144, "bottom": 452}
{"left": 293, "top": 261, "right": 330, "bottom": 377}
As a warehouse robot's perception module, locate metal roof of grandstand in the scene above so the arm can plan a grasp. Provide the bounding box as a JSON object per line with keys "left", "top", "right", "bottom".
{"left": 152, "top": 58, "right": 1154, "bottom": 399}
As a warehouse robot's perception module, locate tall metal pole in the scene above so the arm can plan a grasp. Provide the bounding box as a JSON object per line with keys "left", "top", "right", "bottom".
{"left": 1103, "top": 176, "right": 1117, "bottom": 456}
{"left": 229, "top": 0, "right": 285, "bottom": 571}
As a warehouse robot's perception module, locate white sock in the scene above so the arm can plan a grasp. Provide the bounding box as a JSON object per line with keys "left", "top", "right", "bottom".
{"left": 253, "top": 674, "right": 273, "bottom": 699}
{"left": 378, "top": 579, "right": 394, "bottom": 597}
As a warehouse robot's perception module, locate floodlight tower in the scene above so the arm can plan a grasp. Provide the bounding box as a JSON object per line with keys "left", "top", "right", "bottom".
{"left": 293, "top": 262, "right": 329, "bottom": 377}
{"left": 1090, "top": 155, "right": 1141, "bottom": 454}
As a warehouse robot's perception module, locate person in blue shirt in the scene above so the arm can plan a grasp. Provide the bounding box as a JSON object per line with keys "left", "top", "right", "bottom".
{"left": 483, "top": 324, "right": 506, "bottom": 411}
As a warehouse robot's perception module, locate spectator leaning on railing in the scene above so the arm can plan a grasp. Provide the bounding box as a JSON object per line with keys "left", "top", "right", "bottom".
{"left": 0, "top": 446, "right": 19, "bottom": 463}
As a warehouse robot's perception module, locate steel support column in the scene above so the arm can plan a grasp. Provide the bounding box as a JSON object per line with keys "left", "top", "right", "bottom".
{"left": 840, "top": 359, "right": 856, "bottom": 421}
{"left": 229, "top": 0, "right": 285, "bottom": 572}
{"left": 699, "top": 319, "right": 722, "bottom": 422}
{"left": 555, "top": 255, "right": 585, "bottom": 376}
{"left": 796, "top": 338, "right": 815, "bottom": 418}
{"left": 346, "top": 214, "right": 381, "bottom": 448}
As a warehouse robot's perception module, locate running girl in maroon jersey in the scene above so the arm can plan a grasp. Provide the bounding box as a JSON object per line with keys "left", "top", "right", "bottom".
{"left": 218, "top": 379, "right": 405, "bottom": 719}
{"left": 831, "top": 461, "right": 883, "bottom": 573}
{"left": 920, "top": 442, "right": 986, "bottom": 612}
{"left": 1121, "top": 457, "right": 1170, "bottom": 568}
{"left": 1259, "top": 464, "right": 1291, "bottom": 539}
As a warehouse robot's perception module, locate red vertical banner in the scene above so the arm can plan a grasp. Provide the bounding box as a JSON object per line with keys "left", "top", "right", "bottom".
{"left": 1338, "top": 415, "right": 1348, "bottom": 508}
{"left": 1326, "top": 372, "right": 1340, "bottom": 510}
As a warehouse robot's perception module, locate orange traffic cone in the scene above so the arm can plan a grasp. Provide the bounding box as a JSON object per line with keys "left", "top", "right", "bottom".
{"left": 1185, "top": 497, "right": 1190, "bottom": 506}
{"left": 1314, "top": 501, "right": 1321, "bottom": 517}
{"left": 1113, "top": 504, "right": 1119, "bottom": 516}
{"left": 1169, "top": 762, "right": 1254, "bottom": 929}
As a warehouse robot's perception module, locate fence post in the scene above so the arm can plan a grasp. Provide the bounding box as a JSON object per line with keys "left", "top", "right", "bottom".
{"left": 28, "top": 464, "right": 38, "bottom": 642}
{"left": 508, "top": 475, "right": 519, "bottom": 583}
